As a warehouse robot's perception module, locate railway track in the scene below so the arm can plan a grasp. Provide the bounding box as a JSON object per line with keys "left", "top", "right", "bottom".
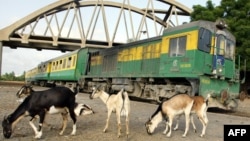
{"left": 208, "top": 107, "right": 250, "bottom": 118}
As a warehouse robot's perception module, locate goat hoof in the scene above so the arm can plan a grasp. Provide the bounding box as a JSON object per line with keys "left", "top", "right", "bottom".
{"left": 200, "top": 134, "right": 204, "bottom": 138}
{"left": 182, "top": 135, "right": 186, "bottom": 138}
{"left": 70, "top": 132, "right": 76, "bottom": 136}
{"left": 166, "top": 134, "right": 171, "bottom": 138}
{"left": 34, "top": 132, "right": 42, "bottom": 139}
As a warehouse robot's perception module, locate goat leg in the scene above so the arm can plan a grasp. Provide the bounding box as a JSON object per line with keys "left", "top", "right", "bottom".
{"left": 68, "top": 108, "right": 77, "bottom": 136}
{"left": 59, "top": 113, "right": 68, "bottom": 135}
{"left": 182, "top": 113, "right": 191, "bottom": 138}
{"left": 126, "top": 116, "right": 129, "bottom": 138}
{"left": 29, "top": 118, "right": 39, "bottom": 138}
{"left": 166, "top": 118, "right": 173, "bottom": 137}
{"left": 190, "top": 115, "right": 197, "bottom": 133}
{"left": 34, "top": 112, "right": 46, "bottom": 139}
{"left": 198, "top": 112, "right": 208, "bottom": 137}
{"left": 116, "top": 111, "right": 121, "bottom": 138}
{"left": 103, "top": 109, "right": 112, "bottom": 133}
{"left": 163, "top": 121, "right": 169, "bottom": 134}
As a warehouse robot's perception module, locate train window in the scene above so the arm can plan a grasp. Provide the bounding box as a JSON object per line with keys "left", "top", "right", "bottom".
{"left": 52, "top": 62, "right": 55, "bottom": 71}
{"left": 72, "top": 56, "right": 76, "bottom": 67}
{"left": 67, "top": 57, "right": 72, "bottom": 68}
{"left": 38, "top": 66, "right": 42, "bottom": 72}
{"left": 62, "top": 59, "right": 66, "bottom": 69}
{"left": 225, "top": 39, "right": 235, "bottom": 60}
{"left": 56, "top": 61, "right": 59, "bottom": 70}
{"left": 216, "top": 35, "right": 225, "bottom": 55}
{"left": 169, "top": 36, "right": 187, "bottom": 57}
{"left": 59, "top": 60, "right": 62, "bottom": 70}
{"left": 43, "top": 64, "right": 46, "bottom": 72}
{"left": 198, "top": 28, "right": 212, "bottom": 52}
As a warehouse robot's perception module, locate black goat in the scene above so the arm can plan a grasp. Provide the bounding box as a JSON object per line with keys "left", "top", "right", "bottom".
{"left": 2, "top": 85, "right": 78, "bottom": 139}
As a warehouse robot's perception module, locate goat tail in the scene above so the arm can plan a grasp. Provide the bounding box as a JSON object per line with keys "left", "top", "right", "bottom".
{"left": 72, "top": 84, "right": 79, "bottom": 96}
{"left": 120, "top": 88, "right": 129, "bottom": 117}
{"left": 204, "top": 93, "right": 211, "bottom": 106}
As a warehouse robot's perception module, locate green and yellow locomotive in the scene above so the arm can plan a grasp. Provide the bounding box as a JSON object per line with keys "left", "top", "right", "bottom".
{"left": 81, "top": 20, "right": 244, "bottom": 110}
{"left": 26, "top": 20, "right": 245, "bottom": 110}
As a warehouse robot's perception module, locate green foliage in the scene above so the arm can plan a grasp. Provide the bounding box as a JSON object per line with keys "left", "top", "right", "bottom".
{"left": 0, "top": 71, "right": 25, "bottom": 81}
{"left": 191, "top": 0, "right": 250, "bottom": 70}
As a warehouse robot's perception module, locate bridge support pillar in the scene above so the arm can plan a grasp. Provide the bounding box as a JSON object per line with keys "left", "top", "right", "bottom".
{"left": 0, "top": 42, "right": 2, "bottom": 77}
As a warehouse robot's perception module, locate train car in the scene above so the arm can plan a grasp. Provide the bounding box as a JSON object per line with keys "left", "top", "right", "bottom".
{"left": 25, "top": 60, "right": 52, "bottom": 86}
{"left": 25, "top": 67, "right": 38, "bottom": 85}
{"left": 35, "top": 60, "right": 52, "bottom": 86}
{"left": 26, "top": 48, "right": 99, "bottom": 87}
{"left": 48, "top": 48, "right": 89, "bottom": 87}
{"left": 79, "top": 20, "right": 245, "bottom": 110}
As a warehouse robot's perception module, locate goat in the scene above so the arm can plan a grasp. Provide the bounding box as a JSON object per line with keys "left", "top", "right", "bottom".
{"left": 163, "top": 95, "right": 209, "bottom": 137}
{"left": 89, "top": 86, "right": 130, "bottom": 138}
{"left": 2, "top": 86, "right": 79, "bottom": 139}
{"left": 15, "top": 85, "right": 94, "bottom": 116}
{"left": 145, "top": 94, "right": 194, "bottom": 137}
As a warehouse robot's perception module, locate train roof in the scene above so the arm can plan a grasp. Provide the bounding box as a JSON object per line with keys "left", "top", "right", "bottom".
{"left": 163, "top": 20, "right": 235, "bottom": 41}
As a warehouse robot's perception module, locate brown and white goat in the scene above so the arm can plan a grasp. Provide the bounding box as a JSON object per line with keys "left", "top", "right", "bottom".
{"left": 90, "top": 87, "right": 130, "bottom": 138}
{"left": 163, "top": 95, "right": 209, "bottom": 137}
{"left": 145, "top": 94, "right": 194, "bottom": 137}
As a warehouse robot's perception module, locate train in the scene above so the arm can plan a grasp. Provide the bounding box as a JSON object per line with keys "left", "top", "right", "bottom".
{"left": 25, "top": 20, "right": 246, "bottom": 110}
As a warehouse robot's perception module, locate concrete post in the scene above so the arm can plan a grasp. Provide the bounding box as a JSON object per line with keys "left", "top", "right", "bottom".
{"left": 0, "top": 42, "right": 2, "bottom": 78}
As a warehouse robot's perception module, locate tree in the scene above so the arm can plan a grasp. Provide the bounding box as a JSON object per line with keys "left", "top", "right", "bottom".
{"left": 191, "top": 0, "right": 250, "bottom": 70}
{"left": 0, "top": 71, "right": 25, "bottom": 81}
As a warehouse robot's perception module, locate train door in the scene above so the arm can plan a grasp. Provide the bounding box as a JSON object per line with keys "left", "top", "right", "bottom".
{"left": 102, "top": 50, "right": 118, "bottom": 76}
{"left": 212, "top": 34, "right": 226, "bottom": 77}
{"left": 198, "top": 28, "right": 213, "bottom": 74}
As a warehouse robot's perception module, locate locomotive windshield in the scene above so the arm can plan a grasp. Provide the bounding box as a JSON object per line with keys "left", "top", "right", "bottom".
{"left": 225, "top": 39, "right": 235, "bottom": 60}
{"left": 198, "top": 28, "right": 212, "bottom": 53}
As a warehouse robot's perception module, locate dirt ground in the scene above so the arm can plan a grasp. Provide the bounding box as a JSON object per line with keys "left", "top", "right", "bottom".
{"left": 0, "top": 83, "right": 250, "bottom": 141}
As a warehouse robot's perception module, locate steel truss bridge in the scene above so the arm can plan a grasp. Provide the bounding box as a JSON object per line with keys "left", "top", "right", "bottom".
{"left": 0, "top": 0, "right": 192, "bottom": 75}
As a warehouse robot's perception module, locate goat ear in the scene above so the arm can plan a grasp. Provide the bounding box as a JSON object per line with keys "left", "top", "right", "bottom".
{"left": 96, "top": 85, "right": 102, "bottom": 90}
{"left": 3, "top": 116, "right": 9, "bottom": 123}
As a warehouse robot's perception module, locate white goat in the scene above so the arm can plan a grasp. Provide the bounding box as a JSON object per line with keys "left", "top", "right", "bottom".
{"left": 163, "top": 95, "right": 209, "bottom": 137}
{"left": 89, "top": 87, "right": 130, "bottom": 138}
{"left": 145, "top": 94, "right": 194, "bottom": 137}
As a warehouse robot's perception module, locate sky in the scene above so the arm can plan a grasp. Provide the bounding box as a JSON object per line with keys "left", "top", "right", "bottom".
{"left": 0, "top": 0, "right": 220, "bottom": 76}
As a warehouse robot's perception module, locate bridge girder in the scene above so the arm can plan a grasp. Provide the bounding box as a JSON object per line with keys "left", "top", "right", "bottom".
{"left": 0, "top": 0, "right": 192, "bottom": 51}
